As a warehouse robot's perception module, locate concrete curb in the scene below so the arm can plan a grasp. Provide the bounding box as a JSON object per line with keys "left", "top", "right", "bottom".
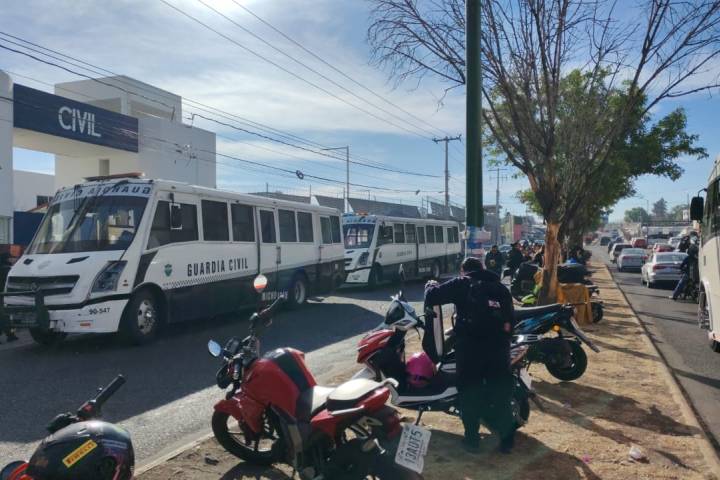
{"left": 598, "top": 262, "right": 720, "bottom": 475}
{"left": 136, "top": 432, "right": 213, "bottom": 475}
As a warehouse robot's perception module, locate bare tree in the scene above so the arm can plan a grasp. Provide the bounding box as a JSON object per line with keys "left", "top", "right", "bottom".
{"left": 368, "top": 0, "right": 720, "bottom": 302}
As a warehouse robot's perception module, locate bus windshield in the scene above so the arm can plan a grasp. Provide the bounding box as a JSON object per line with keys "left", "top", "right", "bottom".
{"left": 29, "top": 196, "right": 148, "bottom": 254}
{"left": 343, "top": 223, "right": 375, "bottom": 249}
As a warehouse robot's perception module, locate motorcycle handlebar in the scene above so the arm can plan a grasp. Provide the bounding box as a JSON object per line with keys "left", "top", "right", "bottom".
{"left": 259, "top": 297, "right": 285, "bottom": 321}
{"left": 93, "top": 375, "right": 126, "bottom": 410}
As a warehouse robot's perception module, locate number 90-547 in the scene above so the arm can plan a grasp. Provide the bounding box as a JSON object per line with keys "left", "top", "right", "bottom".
{"left": 88, "top": 307, "right": 110, "bottom": 316}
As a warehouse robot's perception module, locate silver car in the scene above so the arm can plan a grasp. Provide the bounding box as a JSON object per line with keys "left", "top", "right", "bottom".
{"left": 641, "top": 252, "right": 687, "bottom": 288}
{"left": 617, "top": 248, "right": 647, "bottom": 271}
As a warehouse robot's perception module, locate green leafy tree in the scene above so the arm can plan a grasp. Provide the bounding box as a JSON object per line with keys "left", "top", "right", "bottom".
{"left": 625, "top": 207, "right": 651, "bottom": 223}
{"left": 669, "top": 204, "right": 688, "bottom": 221}
{"left": 652, "top": 198, "right": 668, "bottom": 220}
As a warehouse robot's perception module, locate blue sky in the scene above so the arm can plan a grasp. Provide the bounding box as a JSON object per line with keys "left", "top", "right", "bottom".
{"left": 2, "top": 0, "right": 717, "bottom": 222}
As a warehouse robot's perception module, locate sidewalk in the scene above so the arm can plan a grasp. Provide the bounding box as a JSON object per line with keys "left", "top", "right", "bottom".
{"left": 139, "top": 262, "right": 720, "bottom": 479}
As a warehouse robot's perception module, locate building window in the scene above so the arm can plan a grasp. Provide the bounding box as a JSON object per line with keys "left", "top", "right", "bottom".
{"left": 279, "top": 209, "right": 297, "bottom": 242}
{"left": 36, "top": 195, "right": 52, "bottom": 207}
{"left": 201, "top": 200, "right": 229, "bottom": 241}
{"left": 231, "top": 204, "right": 254, "bottom": 242}
{"left": 148, "top": 201, "right": 198, "bottom": 249}
{"left": 260, "top": 210, "right": 276, "bottom": 243}
{"left": 297, "top": 212, "right": 314, "bottom": 243}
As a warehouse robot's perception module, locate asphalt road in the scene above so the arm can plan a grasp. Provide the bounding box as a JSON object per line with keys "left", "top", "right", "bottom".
{"left": 591, "top": 245, "right": 720, "bottom": 450}
{"left": 0, "top": 281, "right": 428, "bottom": 466}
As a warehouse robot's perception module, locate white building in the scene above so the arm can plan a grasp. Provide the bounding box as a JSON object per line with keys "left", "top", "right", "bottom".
{"left": 0, "top": 70, "right": 216, "bottom": 244}
{"left": 12, "top": 170, "right": 54, "bottom": 211}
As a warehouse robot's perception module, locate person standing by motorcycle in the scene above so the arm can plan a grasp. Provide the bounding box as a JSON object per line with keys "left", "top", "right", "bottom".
{"left": 424, "top": 257, "right": 516, "bottom": 454}
{"left": 671, "top": 242, "right": 699, "bottom": 300}
{"left": 484, "top": 245, "right": 505, "bottom": 278}
{"left": 507, "top": 242, "right": 524, "bottom": 280}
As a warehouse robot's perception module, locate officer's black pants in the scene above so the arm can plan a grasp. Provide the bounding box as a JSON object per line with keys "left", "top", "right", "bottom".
{"left": 458, "top": 373, "right": 515, "bottom": 444}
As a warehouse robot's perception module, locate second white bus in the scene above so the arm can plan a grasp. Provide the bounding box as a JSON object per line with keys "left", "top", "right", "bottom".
{"left": 342, "top": 214, "right": 462, "bottom": 287}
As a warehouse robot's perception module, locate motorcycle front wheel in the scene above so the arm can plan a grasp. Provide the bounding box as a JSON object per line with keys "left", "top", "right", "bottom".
{"left": 211, "top": 410, "right": 280, "bottom": 466}
{"left": 545, "top": 341, "right": 588, "bottom": 381}
{"left": 511, "top": 383, "right": 531, "bottom": 428}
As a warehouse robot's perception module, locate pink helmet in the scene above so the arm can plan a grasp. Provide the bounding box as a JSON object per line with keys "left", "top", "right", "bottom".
{"left": 406, "top": 352, "right": 436, "bottom": 388}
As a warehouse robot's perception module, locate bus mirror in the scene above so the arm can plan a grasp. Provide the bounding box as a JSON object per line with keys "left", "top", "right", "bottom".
{"left": 170, "top": 203, "right": 183, "bottom": 230}
{"left": 253, "top": 274, "right": 268, "bottom": 294}
{"left": 690, "top": 196, "right": 704, "bottom": 222}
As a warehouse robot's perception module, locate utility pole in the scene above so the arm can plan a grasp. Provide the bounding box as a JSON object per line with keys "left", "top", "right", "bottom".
{"left": 489, "top": 167, "right": 507, "bottom": 244}
{"left": 466, "top": 0, "right": 483, "bottom": 256}
{"left": 433, "top": 135, "right": 462, "bottom": 217}
{"left": 322, "top": 146, "right": 350, "bottom": 212}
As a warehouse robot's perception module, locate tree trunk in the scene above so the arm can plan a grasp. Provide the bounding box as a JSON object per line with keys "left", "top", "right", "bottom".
{"left": 567, "top": 229, "right": 584, "bottom": 251}
{"left": 538, "top": 222, "right": 561, "bottom": 304}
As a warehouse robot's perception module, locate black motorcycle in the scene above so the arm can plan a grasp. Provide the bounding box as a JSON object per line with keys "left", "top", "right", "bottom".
{"left": 513, "top": 304, "right": 600, "bottom": 381}
{"left": 1, "top": 376, "right": 133, "bottom": 480}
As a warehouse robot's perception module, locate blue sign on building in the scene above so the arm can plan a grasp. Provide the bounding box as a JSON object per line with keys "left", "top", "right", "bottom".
{"left": 13, "top": 84, "right": 139, "bottom": 152}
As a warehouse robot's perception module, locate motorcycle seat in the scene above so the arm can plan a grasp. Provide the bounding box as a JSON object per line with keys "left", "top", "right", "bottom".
{"left": 326, "top": 379, "right": 382, "bottom": 412}
{"left": 297, "top": 386, "right": 334, "bottom": 421}
{"left": 513, "top": 303, "right": 564, "bottom": 321}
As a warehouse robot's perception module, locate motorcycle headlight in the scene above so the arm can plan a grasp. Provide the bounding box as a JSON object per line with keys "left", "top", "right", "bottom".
{"left": 92, "top": 261, "right": 127, "bottom": 293}
{"left": 358, "top": 252, "right": 369, "bottom": 266}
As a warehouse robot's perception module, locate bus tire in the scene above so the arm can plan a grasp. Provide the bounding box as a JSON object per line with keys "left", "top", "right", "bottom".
{"left": 29, "top": 328, "right": 66, "bottom": 346}
{"left": 287, "top": 275, "right": 308, "bottom": 309}
{"left": 431, "top": 261, "right": 441, "bottom": 280}
{"left": 121, "top": 289, "right": 161, "bottom": 345}
{"left": 368, "top": 265, "right": 381, "bottom": 289}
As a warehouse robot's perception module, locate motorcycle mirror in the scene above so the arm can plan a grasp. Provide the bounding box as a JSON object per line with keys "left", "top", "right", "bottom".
{"left": 253, "top": 274, "right": 268, "bottom": 294}
{"left": 207, "top": 340, "right": 223, "bottom": 357}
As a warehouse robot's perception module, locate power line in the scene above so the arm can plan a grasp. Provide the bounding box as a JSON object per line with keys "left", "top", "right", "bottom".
{"left": 0, "top": 36, "right": 441, "bottom": 178}
{"left": 159, "top": 0, "right": 436, "bottom": 140}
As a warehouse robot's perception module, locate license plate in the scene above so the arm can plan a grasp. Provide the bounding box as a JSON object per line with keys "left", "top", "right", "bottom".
{"left": 395, "top": 423, "right": 431, "bottom": 474}
{"left": 9, "top": 311, "right": 37, "bottom": 326}
{"left": 519, "top": 368, "right": 532, "bottom": 389}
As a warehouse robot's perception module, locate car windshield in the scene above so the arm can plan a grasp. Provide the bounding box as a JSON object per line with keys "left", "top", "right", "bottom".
{"left": 29, "top": 195, "right": 148, "bottom": 254}
{"left": 657, "top": 253, "right": 687, "bottom": 263}
{"left": 622, "top": 248, "right": 645, "bottom": 255}
{"left": 343, "top": 223, "right": 375, "bottom": 249}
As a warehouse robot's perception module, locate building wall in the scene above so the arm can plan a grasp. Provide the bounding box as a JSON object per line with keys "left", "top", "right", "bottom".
{"left": 0, "top": 71, "right": 13, "bottom": 243}
{"left": 13, "top": 170, "right": 55, "bottom": 211}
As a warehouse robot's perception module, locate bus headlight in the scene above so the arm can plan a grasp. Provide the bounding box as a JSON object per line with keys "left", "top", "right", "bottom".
{"left": 358, "top": 252, "right": 369, "bottom": 266}
{"left": 92, "top": 261, "right": 127, "bottom": 293}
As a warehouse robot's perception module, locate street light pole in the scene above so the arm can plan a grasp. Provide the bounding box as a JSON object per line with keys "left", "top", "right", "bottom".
{"left": 433, "top": 135, "right": 462, "bottom": 217}
{"left": 466, "top": 0, "right": 483, "bottom": 255}
{"left": 322, "top": 146, "right": 350, "bottom": 212}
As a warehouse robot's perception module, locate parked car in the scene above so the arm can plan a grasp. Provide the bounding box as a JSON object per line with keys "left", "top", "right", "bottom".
{"left": 600, "top": 236, "right": 612, "bottom": 246}
{"left": 617, "top": 248, "right": 647, "bottom": 272}
{"left": 631, "top": 237, "right": 648, "bottom": 249}
{"left": 610, "top": 243, "right": 632, "bottom": 263}
{"left": 641, "top": 252, "right": 687, "bottom": 288}
{"left": 653, "top": 242, "right": 674, "bottom": 253}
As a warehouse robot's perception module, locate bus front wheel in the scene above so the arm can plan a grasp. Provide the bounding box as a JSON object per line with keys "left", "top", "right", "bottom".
{"left": 287, "top": 275, "right": 308, "bottom": 309}
{"left": 29, "top": 328, "right": 66, "bottom": 346}
{"left": 121, "top": 290, "right": 161, "bottom": 345}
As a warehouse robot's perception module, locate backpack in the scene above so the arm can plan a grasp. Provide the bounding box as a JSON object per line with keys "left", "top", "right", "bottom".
{"left": 460, "top": 278, "right": 507, "bottom": 339}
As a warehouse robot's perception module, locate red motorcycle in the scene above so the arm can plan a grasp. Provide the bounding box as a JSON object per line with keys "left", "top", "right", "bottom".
{"left": 207, "top": 276, "right": 425, "bottom": 480}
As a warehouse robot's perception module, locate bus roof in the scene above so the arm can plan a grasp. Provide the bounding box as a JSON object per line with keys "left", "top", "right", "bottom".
{"left": 342, "top": 212, "right": 459, "bottom": 226}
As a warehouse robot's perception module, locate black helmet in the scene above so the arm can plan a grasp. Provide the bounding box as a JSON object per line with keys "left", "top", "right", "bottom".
{"left": 26, "top": 420, "right": 134, "bottom": 480}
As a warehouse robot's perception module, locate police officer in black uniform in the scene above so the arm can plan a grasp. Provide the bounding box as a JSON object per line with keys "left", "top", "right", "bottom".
{"left": 424, "top": 256, "right": 516, "bottom": 453}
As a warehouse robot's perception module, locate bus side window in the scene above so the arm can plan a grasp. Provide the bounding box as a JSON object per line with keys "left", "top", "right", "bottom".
{"left": 279, "top": 209, "right": 298, "bottom": 242}
{"left": 297, "top": 212, "right": 314, "bottom": 242}
{"left": 426, "top": 225, "right": 435, "bottom": 243}
{"left": 330, "top": 216, "right": 342, "bottom": 243}
{"left": 379, "top": 225, "right": 394, "bottom": 245}
{"left": 201, "top": 200, "right": 229, "bottom": 241}
{"left": 148, "top": 201, "right": 198, "bottom": 249}
{"left": 417, "top": 226, "right": 426, "bottom": 244}
{"left": 710, "top": 179, "right": 720, "bottom": 236}
{"left": 435, "top": 226, "right": 444, "bottom": 243}
{"left": 406, "top": 224, "right": 416, "bottom": 243}
{"left": 321, "top": 216, "right": 332, "bottom": 244}
{"left": 231, "top": 204, "right": 255, "bottom": 242}
{"left": 394, "top": 224, "right": 406, "bottom": 243}
{"left": 260, "top": 210, "right": 277, "bottom": 243}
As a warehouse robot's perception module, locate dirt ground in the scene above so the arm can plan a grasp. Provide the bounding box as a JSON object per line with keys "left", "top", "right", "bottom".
{"left": 139, "top": 263, "right": 719, "bottom": 480}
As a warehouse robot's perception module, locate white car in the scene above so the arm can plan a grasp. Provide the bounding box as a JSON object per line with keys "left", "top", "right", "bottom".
{"left": 617, "top": 248, "right": 647, "bottom": 272}
{"left": 641, "top": 252, "right": 687, "bottom": 288}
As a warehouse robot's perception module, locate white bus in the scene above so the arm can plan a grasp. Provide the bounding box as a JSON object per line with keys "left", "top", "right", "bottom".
{"left": 1, "top": 176, "right": 345, "bottom": 345}
{"left": 342, "top": 213, "right": 462, "bottom": 287}
{"left": 691, "top": 159, "right": 720, "bottom": 353}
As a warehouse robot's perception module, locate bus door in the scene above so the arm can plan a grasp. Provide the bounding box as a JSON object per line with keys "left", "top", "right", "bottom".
{"left": 257, "top": 208, "right": 280, "bottom": 299}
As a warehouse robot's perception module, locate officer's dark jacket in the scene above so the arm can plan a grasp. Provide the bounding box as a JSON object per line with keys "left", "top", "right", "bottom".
{"left": 485, "top": 251, "right": 505, "bottom": 270}
{"left": 424, "top": 269, "right": 514, "bottom": 380}
{"left": 507, "top": 248, "right": 524, "bottom": 270}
